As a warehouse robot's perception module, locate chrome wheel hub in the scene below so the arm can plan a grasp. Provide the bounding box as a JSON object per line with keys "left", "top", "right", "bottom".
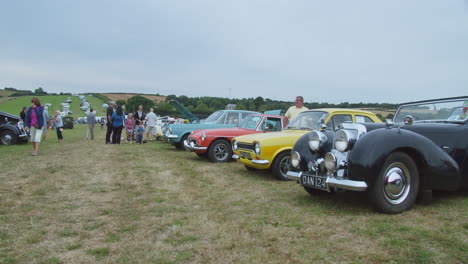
{"left": 280, "top": 156, "right": 290, "bottom": 176}
{"left": 2, "top": 134, "right": 12, "bottom": 145}
{"left": 214, "top": 144, "right": 228, "bottom": 160}
{"left": 383, "top": 162, "right": 410, "bottom": 205}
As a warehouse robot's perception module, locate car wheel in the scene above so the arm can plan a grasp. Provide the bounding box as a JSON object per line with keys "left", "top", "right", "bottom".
{"left": 208, "top": 139, "right": 232, "bottom": 163}
{"left": 244, "top": 165, "right": 257, "bottom": 171}
{"left": 175, "top": 134, "right": 189, "bottom": 150}
{"left": 0, "top": 130, "right": 17, "bottom": 145}
{"left": 369, "top": 152, "right": 419, "bottom": 214}
{"left": 272, "top": 151, "right": 291, "bottom": 181}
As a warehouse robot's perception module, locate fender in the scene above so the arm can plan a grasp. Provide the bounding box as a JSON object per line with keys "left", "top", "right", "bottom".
{"left": 0, "top": 124, "right": 20, "bottom": 136}
{"left": 348, "top": 127, "right": 460, "bottom": 191}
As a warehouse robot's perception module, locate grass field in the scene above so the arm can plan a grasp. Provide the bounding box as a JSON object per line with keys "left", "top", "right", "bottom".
{"left": 0, "top": 126, "right": 467, "bottom": 264}
{"left": 0, "top": 95, "right": 107, "bottom": 118}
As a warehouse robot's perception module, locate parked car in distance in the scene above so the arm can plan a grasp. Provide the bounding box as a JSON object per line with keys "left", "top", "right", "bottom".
{"left": 287, "top": 96, "right": 468, "bottom": 214}
{"left": 233, "top": 109, "right": 382, "bottom": 180}
{"left": 63, "top": 116, "right": 74, "bottom": 129}
{"left": 185, "top": 114, "right": 287, "bottom": 162}
{"left": 164, "top": 109, "right": 259, "bottom": 149}
{"left": 0, "top": 112, "right": 29, "bottom": 145}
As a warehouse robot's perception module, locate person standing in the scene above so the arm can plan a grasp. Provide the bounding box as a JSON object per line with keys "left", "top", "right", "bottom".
{"left": 20, "top": 106, "right": 27, "bottom": 122}
{"left": 41, "top": 106, "right": 50, "bottom": 142}
{"left": 136, "top": 123, "right": 145, "bottom": 144}
{"left": 145, "top": 108, "right": 157, "bottom": 141}
{"left": 111, "top": 105, "right": 125, "bottom": 144}
{"left": 125, "top": 113, "right": 135, "bottom": 143}
{"left": 100, "top": 118, "right": 105, "bottom": 130}
{"left": 105, "top": 102, "right": 115, "bottom": 144}
{"left": 87, "top": 108, "right": 96, "bottom": 140}
{"left": 285, "top": 96, "right": 309, "bottom": 123}
{"left": 54, "top": 110, "right": 64, "bottom": 142}
{"left": 134, "top": 105, "right": 145, "bottom": 127}
{"left": 24, "top": 97, "right": 45, "bottom": 156}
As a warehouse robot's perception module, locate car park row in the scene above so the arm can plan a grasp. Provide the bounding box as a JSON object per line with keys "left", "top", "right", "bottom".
{"left": 3, "top": 96, "right": 468, "bottom": 214}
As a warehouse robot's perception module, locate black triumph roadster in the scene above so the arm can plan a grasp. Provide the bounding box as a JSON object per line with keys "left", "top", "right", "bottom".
{"left": 287, "top": 96, "right": 468, "bottom": 214}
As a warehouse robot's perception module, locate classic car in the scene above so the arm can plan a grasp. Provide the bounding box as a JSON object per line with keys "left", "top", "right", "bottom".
{"left": 233, "top": 109, "right": 381, "bottom": 180}
{"left": 185, "top": 114, "right": 287, "bottom": 162}
{"left": 164, "top": 109, "right": 259, "bottom": 149}
{"left": 0, "top": 112, "right": 29, "bottom": 145}
{"left": 287, "top": 96, "right": 468, "bottom": 214}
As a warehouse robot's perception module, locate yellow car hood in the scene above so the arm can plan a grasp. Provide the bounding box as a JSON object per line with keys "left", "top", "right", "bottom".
{"left": 235, "top": 129, "right": 309, "bottom": 143}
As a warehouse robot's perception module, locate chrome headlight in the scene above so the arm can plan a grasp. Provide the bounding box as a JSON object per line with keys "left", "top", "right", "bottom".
{"left": 309, "top": 131, "right": 328, "bottom": 151}
{"left": 334, "top": 130, "right": 356, "bottom": 152}
{"left": 291, "top": 151, "right": 301, "bottom": 168}
{"left": 254, "top": 142, "right": 261, "bottom": 155}
{"left": 201, "top": 133, "right": 206, "bottom": 141}
{"left": 232, "top": 140, "right": 238, "bottom": 151}
{"left": 324, "top": 152, "right": 337, "bottom": 172}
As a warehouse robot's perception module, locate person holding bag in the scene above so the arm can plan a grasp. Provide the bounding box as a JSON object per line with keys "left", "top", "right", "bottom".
{"left": 24, "top": 97, "right": 45, "bottom": 156}
{"left": 111, "top": 105, "right": 125, "bottom": 144}
{"left": 54, "top": 110, "right": 64, "bottom": 142}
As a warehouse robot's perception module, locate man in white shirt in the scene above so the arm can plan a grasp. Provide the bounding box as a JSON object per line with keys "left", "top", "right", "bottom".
{"left": 285, "top": 96, "right": 309, "bottom": 123}
{"left": 145, "top": 108, "right": 157, "bottom": 141}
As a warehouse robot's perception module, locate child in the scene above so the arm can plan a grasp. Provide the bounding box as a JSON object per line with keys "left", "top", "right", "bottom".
{"left": 136, "top": 123, "right": 145, "bottom": 144}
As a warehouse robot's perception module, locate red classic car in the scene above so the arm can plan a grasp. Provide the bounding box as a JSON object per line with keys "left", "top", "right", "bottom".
{"left": 184, "top": 114, "right": 287, "bottom": 162}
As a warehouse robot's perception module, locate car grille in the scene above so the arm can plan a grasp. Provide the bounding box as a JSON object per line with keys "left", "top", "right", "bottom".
{"left": 238, "top": 142, "right": 255, "bottom": 151}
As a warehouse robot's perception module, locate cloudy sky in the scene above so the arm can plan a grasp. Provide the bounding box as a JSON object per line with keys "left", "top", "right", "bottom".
{"left": 0, "top": 0, "right": 467, "bottom": 103}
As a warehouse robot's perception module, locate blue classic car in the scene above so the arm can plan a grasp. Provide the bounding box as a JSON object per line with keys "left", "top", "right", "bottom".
{"left": 287, "top": 96, "right": 468, "bottom": 214}
{"left": 164, "top": 109, "right": 259, "bottom": 149}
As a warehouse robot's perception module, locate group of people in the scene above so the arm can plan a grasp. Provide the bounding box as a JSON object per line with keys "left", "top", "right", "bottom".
{"left": 105, "top": 102, "right": 158, "bottom": 144}
{"left": 21, "top": 95, "right": 308, "bottom": 156}
{"left": 21, "top": 97, "right": 64, "bottom": 156}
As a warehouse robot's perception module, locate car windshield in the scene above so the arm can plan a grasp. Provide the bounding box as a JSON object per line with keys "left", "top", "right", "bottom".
{"left": 239, "top": 115, "right": 262, "bottom": 130}
{"left": 203, "top": 111, "right": 224, "bottom": 123}
{"left": 286, "top": 111, "right": 328, "bottom": 130}
{"left": 394, "top": 98, "right": 468, "bottom": 123}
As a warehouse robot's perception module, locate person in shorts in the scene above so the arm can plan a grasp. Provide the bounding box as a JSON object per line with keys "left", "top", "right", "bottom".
{"left": 41, "top": 106, "right": 50, "bottom": 142}
{"left": 24, "top": 97, "right": 45, "bottom": 156}
{"left": 145, "top": 108, "right": 157, "bottom": 141}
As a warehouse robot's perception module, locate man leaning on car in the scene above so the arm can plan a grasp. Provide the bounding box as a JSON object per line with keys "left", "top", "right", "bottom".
{"left": 285, "top": 96, "right": 309, "bottom": 122}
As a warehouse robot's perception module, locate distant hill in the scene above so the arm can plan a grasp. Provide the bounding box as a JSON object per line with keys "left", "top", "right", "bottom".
{"left": 102, "top": 93, "right": 166, "bottom": 103}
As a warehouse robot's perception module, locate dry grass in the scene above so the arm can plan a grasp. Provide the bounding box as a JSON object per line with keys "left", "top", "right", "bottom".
{"left": 102, "top": 93, "right": 166, "bottom": 103}
{"left": 0, "top": 126, "right": 467, "bottom": 264}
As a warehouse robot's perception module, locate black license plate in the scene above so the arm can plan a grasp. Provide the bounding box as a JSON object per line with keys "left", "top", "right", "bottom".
{"left": 301, "top": 174, "right": 327, "bottom": 190}
{"left": 239, "top": 151, "right": 252, "bottom": 159}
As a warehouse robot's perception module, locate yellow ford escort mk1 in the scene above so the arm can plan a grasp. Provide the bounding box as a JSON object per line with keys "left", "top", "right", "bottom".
{"left": 232, "top": 109, "right": 382, "bottom": 180}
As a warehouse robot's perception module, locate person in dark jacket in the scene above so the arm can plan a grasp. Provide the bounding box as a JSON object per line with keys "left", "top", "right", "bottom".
{"left": 134, "top": 105, "right": 145, "bottom": 127}
{"left": 24, "top": 97, "right": 45, "bottom": 156}
{"left": 111, "top": 105, "right": 125, "bottom": 144}
{"left": 20, "top": 106, "right": 27, "bottom": 122}
{"left": 105, "top": 102, "right": 115, "bottom": 144}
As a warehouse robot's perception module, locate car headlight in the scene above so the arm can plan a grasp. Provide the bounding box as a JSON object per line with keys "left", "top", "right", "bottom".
{"left": 309, "top": 131, "right": 327, "bottom": 151}
{"left": 324, "top": 152, "right": 336, "bottom": 172}
{"left": 254, "top": 142, "right": 261, "bottom": 155}
{"left": 334, "top": 129, "right": 355, "bottom": 152}
{"left": 232, "top": 140, "right": 238, "bottom": 151}
{"left": 291, "top": 151, "right": 301, "bottom": 168}
{"left": 201, "top": 133, "right": 206, "bottom": 141}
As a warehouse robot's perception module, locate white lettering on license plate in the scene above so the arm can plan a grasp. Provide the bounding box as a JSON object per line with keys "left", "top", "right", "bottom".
{"left": 302, "top": 175, "right": 326, "bottom": 190}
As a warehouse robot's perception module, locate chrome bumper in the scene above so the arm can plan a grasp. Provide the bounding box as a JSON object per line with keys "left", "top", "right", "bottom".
{"left": 287, "top": 171, "right": 368, "bottom": 192}
{"left": 232, "top": 154, "right": 269, "bottom": 164}
{"left": 166, "top": 134, "right": 178, "bottom": 139}
{"left": 183, "top": 140, "right": 207, "bottom": 151}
